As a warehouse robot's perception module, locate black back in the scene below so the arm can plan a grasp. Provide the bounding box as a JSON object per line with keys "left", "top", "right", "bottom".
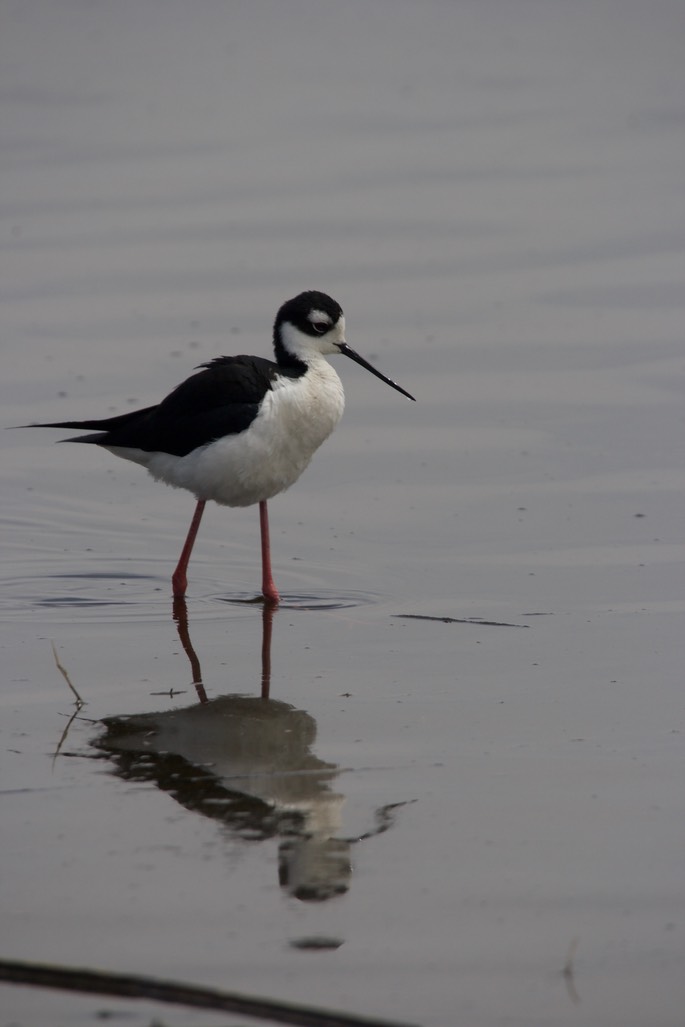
{"left": 38, "top": 356, "right": 305, "bottom": 457}
{"left": 31, "top": 291, "right": 345, "bottom": 457}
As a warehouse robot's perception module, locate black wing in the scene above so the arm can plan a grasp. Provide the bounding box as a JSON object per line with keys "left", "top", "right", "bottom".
{"left": 31, "top": 356, "right": 290, "bottom": 457}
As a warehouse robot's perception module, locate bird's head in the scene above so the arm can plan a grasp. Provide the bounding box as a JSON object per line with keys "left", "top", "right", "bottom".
{"left": 274, "top": 291, "right": 415, "bottom": 401}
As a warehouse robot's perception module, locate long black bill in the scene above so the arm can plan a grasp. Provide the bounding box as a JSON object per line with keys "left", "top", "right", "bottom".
{"left": 338, "top": 342, "right": 415, "bottom": 401}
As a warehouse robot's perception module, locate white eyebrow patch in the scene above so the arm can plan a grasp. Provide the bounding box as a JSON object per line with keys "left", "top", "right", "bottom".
{"left": 308, "top": 309, "right": 333, "bottom": 325}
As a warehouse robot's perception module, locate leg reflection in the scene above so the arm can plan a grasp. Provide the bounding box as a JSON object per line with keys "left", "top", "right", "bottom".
{"left": 261, "top": 601, "right": 273, "bottom": 699}
{"left": 172, "top": 596, "right": 207, "bottom": 703}
{"left": 172, "top": 597, "right": 274, "bottom": 701}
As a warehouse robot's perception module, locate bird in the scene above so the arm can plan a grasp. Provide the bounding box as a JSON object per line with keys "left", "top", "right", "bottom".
{"left": 29, "top": 291, "right": 415, "bottom": 604}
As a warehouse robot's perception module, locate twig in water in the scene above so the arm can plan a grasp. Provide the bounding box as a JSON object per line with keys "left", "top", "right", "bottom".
{"left": 0, "top": 958, "right": 421, "bottom": 1027}
{"left": 52, "top": 707, "right": 82, "bottom": 765}
{"left": 393, "top": 614, "right": 528, "bottom": 628}
{"left": 51, "top": 642, "right": 84, "bottom": 707}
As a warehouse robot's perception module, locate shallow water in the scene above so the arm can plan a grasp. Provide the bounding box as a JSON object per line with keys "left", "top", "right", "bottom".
{"left": 2, "top": 2, "right": 684, "bottom": 1025}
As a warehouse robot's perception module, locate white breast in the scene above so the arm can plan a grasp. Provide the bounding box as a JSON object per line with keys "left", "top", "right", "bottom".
{"left": 118, "top": 359, "right": 346, "bottom": 508}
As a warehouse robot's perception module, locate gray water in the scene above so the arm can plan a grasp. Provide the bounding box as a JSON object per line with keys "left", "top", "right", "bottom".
{"left": 2, "top": 2, "right": 684, "bottom": 1025}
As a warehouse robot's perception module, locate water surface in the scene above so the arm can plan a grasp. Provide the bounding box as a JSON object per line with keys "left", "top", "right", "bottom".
{"left": 2, "top": 3, "right": 684, "bottom": 1025}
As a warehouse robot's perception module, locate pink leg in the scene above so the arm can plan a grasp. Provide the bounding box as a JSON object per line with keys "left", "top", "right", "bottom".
{"left": 172, "top": 500, "right": 206, "bottom": 598}
{"left": 259, "top": 500, "right": 280, "bottom": 605}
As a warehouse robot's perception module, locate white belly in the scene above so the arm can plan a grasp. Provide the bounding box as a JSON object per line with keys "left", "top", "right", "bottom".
{"left": 107, "top": 363, "right": 345, "bottom": 507}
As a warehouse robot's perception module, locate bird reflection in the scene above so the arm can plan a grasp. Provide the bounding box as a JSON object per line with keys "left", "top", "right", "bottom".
{"left": 94, "top": 600, "right": 408, "bottom": 902}
{"left": 96, "top": 691, "right": 350, "bottom": 901}
{"left": 96, "top": 598, "right": 347, "bottom": 900}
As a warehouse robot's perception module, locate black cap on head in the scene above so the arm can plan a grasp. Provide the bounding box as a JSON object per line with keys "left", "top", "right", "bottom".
{"left": 275, "top": 291, "right": 343, "bottom": 336}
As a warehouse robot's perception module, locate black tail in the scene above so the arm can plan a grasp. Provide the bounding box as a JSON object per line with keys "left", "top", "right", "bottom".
{"left": 23, "top": 406, "right": 158, "bottom": 444}
{"left": 29, "top": 407, "right": 157, "bottom": 433}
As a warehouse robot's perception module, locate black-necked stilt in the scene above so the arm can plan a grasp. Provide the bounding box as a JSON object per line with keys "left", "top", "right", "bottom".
{"left": 30, "top": 291, "right": 415, "bottom": 603}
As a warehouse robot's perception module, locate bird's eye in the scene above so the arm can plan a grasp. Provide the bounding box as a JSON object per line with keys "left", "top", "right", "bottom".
{"left": 311, "top": 321, "right": 329, "bottom": 335}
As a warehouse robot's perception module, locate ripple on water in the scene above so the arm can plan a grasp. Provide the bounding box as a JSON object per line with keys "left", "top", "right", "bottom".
{"left": 2, "top": 554, "right": 385, "bottom": 625}
{"left": 2, "top": 558, "right": 166, "bottom": 623}
{"left": 215, "top": 589, "right": 383, "bottom": 611}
